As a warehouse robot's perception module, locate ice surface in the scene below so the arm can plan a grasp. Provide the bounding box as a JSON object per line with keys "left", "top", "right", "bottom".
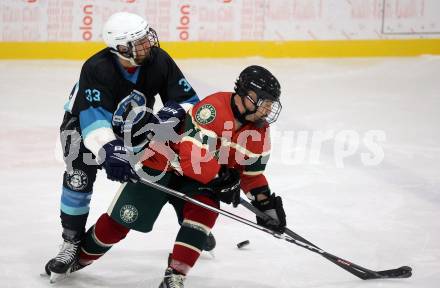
{"left": 1, "top": 56, "right": 439, "bottom": 287}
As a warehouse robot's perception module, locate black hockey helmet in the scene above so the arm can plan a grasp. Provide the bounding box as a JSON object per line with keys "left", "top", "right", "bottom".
{"left": 235, "top": 65, "right": 281, "bottom": 101}
{"left": 234, "top": 65, "right": 282, "bottom": 124}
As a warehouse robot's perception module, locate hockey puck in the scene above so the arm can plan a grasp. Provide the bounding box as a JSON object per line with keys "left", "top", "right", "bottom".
{"left": 237, "top": 240, "right": 250, "bottom": 249}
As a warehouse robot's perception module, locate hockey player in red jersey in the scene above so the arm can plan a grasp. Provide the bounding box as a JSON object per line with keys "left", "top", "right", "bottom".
{"left": 73, "top": 65, "right": 287, "bottom": 287}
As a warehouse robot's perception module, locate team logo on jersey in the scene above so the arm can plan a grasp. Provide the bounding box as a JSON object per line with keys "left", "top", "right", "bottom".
{"left": 66, "top": 169, "right": 88, "bottom": 191}
{"left": 113, "top": 90, "right": 147, "bottom": 129}
{"left": 195, "top": 104, "right": 216, "bottom": 125}
{"left": 120, "top": 204, "right": 138, "bottom": 224}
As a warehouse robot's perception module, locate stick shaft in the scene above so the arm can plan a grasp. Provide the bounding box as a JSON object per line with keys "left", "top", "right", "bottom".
{"left": 238, "top": 197, "right": 384, "bottom": 279}
{"left": 138, "top": 177, "right": 285, "bottom": 238}
{"left": 140, "top": 178, "right": 405, "bottom": 280}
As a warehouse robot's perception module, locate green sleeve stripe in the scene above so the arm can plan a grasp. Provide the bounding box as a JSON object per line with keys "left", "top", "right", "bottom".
{"left": 244, "top": 162, "right": 267, "bottom": 172}
{"left": 242, "top": 154, "right": 270, "bottom": 172}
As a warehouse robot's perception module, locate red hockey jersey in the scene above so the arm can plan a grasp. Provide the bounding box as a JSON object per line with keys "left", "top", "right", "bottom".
{"left": 142, "top": 92, "right": 271, "bottom": 194}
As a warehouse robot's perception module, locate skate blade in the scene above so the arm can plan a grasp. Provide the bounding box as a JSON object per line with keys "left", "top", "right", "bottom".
{"left": 49, "top": 272, "right": 68, "bottom": 284}
{"left": 208, "top": 250, "right": 215, "bottom": 258}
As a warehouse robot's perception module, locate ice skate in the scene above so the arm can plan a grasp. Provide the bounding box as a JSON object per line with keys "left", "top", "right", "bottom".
{"left": 46, "top": 256, "right": 88, "bottom": 283}
{"left": 158, "top": 267, "right": 185, "bottom": 288}
{"left": 44, "top": 239, "right": 82, "bottom": 283}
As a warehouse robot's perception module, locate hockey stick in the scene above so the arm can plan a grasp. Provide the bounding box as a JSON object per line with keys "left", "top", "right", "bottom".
{"left": 239, "top": 197, "right": 412, "bottom": 280}
{"left": 138, "top": 177, "right": 288, "bottom": 240}
{"left": 138, "top": 176, "right": 346, "bottom": 251}
{"left": 138, "top": 176, "right": 411, "bottom": 279}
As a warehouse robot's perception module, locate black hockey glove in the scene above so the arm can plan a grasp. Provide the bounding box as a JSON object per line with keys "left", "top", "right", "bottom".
{"left": 101, "top": 139, "right": 139, "bottom": 183}
{"left": 149, "top": 100, "right": 186, "bottom": 132}
{"left": 208, "top": 166, "right": 241, "bottom": 207}
{"left": 138, "top": 101, "right": 186, "bottom": 144}
{"left": 251, "top": 188, "right": 286, "bottom": 233}
{"left": 157, "top": 101, "right": 186, "bottom": 123}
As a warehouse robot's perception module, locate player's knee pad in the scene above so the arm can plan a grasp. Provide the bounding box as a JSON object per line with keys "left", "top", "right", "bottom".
{"left": 63, "top": 166, "right": 96, "bottom": 193}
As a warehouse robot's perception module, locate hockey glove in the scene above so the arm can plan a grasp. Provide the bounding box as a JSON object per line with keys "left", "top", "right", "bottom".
{"left": 208, "top": 166, "right": 241, "bottom": 207}
{"left": 251, "top": 188, "right": 286, "bottom": 233}
{"left": 149, "top": 100, "right": 186, "bottom": 127}
{"left": 102, "top": 139, "right": 139, "bottom": 183}
{"left": 139, "top": 101, "right": 186, "bottom": 143}
{"left": 157, "top": 101, "right": 186, "bottom": 123}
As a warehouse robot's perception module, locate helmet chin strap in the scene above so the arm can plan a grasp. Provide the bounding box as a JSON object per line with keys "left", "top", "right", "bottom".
{"left": 129, "top": 47, "right": 141, "bottom": 66}
{"left": 110, "top": 49, "right": 141, "bottom": 67}
{"left": 121, "top": 53, "right": 141, "bottom": 66}
{"left": 230, "top": 93, "right": 254, "bottom": 124}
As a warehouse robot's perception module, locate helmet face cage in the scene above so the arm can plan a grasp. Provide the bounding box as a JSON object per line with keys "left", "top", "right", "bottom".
{"left": 116, "top": 27, "right": 159, "bottom": 65}
{"left": 245, "top": 94, "right": 282, "bottom": 124}
{"left": 235, "top": 65, "right": 282, "bottom": 124}
{"left": 256, "top": 98, "right": 282, "bottom": 124}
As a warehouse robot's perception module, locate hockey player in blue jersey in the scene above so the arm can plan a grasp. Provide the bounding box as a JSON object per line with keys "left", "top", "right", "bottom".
{"left": 45, "top": 12, "right": 216, "bottom": 280}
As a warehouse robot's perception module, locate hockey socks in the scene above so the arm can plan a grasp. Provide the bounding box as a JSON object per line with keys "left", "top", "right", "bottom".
{"left": 170, "top": 195, "right": 219, "bottom": 275}
{"left": 80, "top": 213, "right": 130, "bottom": 262}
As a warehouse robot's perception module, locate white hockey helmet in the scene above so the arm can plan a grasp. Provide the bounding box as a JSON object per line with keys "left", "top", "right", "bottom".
{"left": 102, "top": 12, "right": 159, "bottom": 66}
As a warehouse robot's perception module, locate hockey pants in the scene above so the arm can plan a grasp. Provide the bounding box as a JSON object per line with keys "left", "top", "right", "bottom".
{"left": 80, "top": 173, "right": 219, "bottom": 275}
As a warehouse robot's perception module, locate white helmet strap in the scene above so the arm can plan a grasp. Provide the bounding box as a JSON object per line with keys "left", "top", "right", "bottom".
{"left": 110, "top": 48, "right": 139, "bottom": 66}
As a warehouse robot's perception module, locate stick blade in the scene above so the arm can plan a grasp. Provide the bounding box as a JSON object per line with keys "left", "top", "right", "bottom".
{"left": 374, "top": 266, "right": 412, "bottom": 279}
